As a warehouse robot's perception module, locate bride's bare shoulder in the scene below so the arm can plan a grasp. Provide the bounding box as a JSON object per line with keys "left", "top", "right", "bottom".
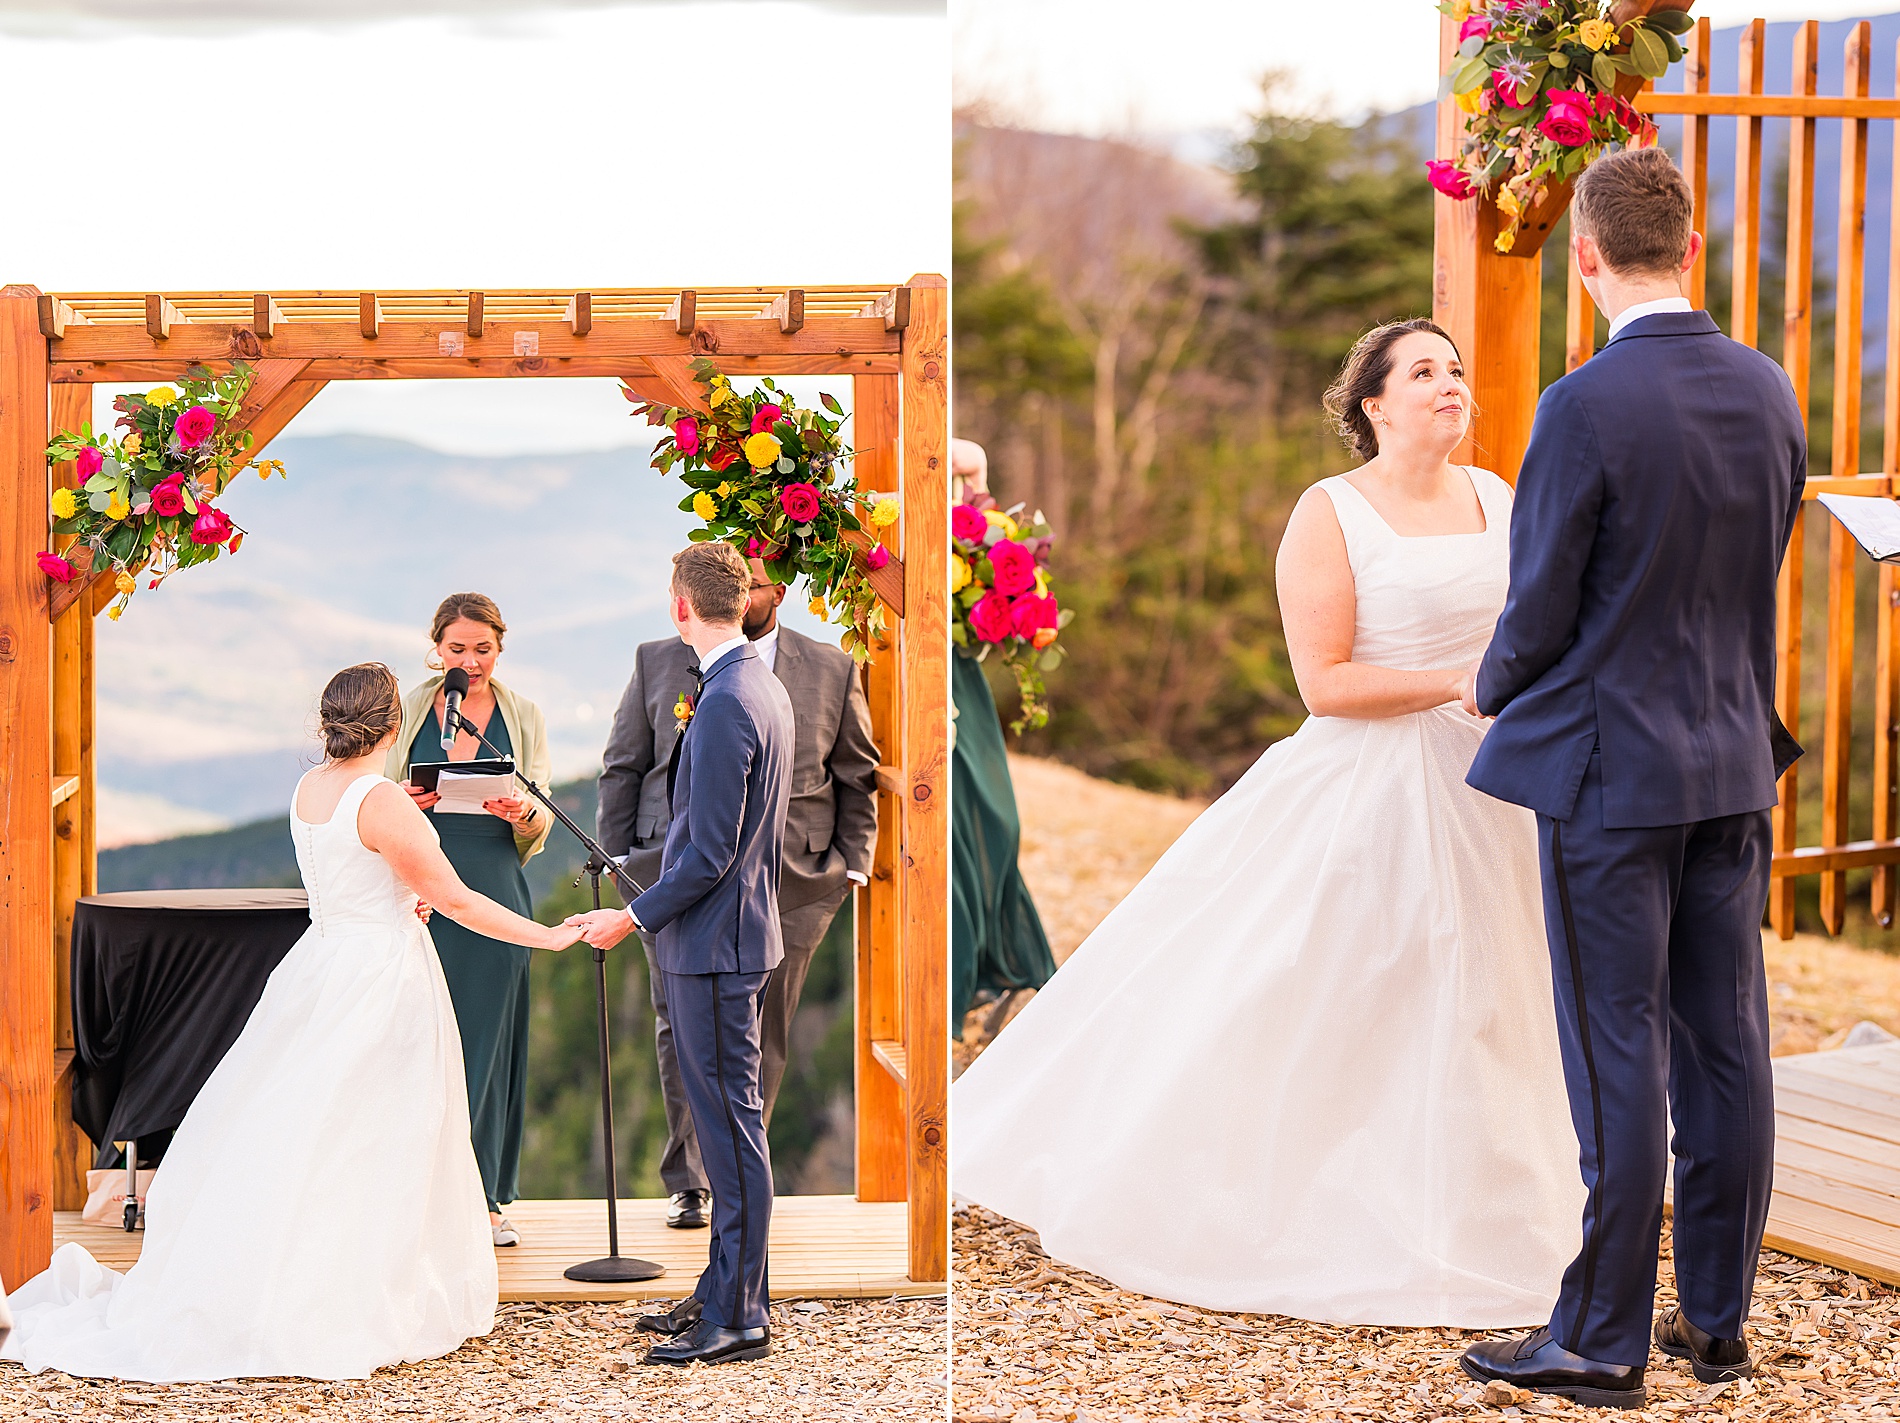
{"left": 357, "top": 776, "right": 424, "bottom": 849}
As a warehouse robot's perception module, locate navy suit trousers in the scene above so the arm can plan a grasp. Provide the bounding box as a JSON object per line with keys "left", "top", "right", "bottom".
{"left": 1536, "top": 753, "right": 1776, "bottom": 1365}
{"left": 663, "top": 967, "right": 774, "bottom": 1330}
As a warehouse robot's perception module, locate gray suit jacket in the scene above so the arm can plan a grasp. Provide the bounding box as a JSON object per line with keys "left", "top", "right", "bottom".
{"left": 598, "top": 625, "right": 880, "bottom": 913}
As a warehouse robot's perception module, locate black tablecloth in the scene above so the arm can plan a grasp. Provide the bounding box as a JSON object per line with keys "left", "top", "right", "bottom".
{"left": 71, "top": 889, "right": 310, "bottom": 1167}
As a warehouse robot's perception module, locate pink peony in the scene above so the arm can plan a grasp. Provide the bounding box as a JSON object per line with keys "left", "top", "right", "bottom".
{"left": 750, "top": 403, "right": 784, "bottom": 434}
{"left": 1008, "top": 591, "right": 1059, "bottom": 641}
{"left": 1426, "top": 159, "right": 1477, "bottom": 201}
{"left": 968, "top": 590, "right": 1014, "bottom": 644}
{"left": 75, "top": 447, "right": 103, "bottom": 479}
{"left": 36, "top": 551, "right": 74, "bottom": 582}
{"left": 864, "top": 544, "right": 890, "bottom": 572}
{"left": 1537, "top": 90, "right": 1596, "bottom": 147}
{"left": 987, "top": 539, "right": 1037, "bottom": 597}
{"left": 1458, "top": 15, "right": 1492, "bottom": 43}
{"left": 779, "top": 482, "right": 822, "bottom": 524}
{"left": 190, "top": 505, "right": 233, "bottom": 545}
{"left": 174, "top": 405, "right": 217, "bottom": 450}
{"left": 673, "top": 416, "right": 700, "bottom": 456}
{"left": 951, "top": 503, "right": 989, "bottom": 544}
{"left": 150, "top": 479, "right": 185, "bottom": 518}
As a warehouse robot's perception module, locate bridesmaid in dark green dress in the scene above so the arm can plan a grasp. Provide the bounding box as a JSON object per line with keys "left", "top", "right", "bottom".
{"left": 386, "top": 594, "right": 554, "bottom": 1247}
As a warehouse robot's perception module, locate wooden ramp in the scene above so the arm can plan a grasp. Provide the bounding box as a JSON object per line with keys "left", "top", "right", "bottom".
{"left": 1764, "top": 1042, "right": 1900, "bottom": 1285}
{"left": 53, "top": 1195, "right": 944, "bottom": 1303}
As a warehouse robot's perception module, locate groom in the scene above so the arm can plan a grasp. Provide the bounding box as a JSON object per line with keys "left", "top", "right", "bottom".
{"left": 568, "top": 540, "right": 794, "bottom": 1366}
{"left": 1459, "top": 147, "right": 1806, "bottom": 1410}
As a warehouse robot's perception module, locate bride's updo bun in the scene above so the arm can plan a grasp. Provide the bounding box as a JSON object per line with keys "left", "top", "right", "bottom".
{"left": 1323, "top": 318, "right": 1461, "bottom": 462}
{"left": 319, "top": 662, "right": 403, "bottom": 761}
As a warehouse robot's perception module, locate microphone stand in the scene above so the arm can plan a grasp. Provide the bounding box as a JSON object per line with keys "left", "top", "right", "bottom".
{"left": 443, "top": 707, "right": 664, "bottom": 1285}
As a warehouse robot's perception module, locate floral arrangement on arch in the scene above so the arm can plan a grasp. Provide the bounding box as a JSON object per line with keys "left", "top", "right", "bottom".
{"left": 627, "top": 360, "right": 898, "bottom": 663}
{"left": 1429, "top": 0, "right": 1692, "bottom": 253}
{"left": 951, "top": 496, "right": 1070, "bottom": 734}
{"left": 39, "top": 364, "right": 285, "bottom": 621}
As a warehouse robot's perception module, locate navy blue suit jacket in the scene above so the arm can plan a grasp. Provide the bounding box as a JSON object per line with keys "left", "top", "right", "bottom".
{"left": 630, "top": 643, "right": 795, "bottom": 974}
{"left": 1466, "top": 310, "right": 1806, "bottom": 828}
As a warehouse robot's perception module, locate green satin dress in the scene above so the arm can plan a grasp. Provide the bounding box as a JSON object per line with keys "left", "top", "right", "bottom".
{"left": 409, "top": 707, "right": 532, "bottom": 1212}
{"left": 951, "top": 651, "right": 1057, "bottom": 1038}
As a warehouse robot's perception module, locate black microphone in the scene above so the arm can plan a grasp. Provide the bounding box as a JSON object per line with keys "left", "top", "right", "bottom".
{"left": 442, "top": 666, "right": 469, "bottom": 750}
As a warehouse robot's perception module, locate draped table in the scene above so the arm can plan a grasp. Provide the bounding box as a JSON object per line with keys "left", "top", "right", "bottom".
{"left": 70, "top": 889, "right": 310, "bottom": 1168}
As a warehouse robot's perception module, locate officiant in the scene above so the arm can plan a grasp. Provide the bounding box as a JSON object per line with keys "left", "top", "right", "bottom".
{"left": 598, "top": 557, "right": 879, "bottom": 1227}
{"left": 385, "top": 592, "right": 553, "bottom": 1249}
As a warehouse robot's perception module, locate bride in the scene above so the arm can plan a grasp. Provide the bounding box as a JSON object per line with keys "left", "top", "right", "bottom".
{"left": 952, "top": 320, "right": 1583, "bottom": 1326}
{"left": 2, "top": 662, "right": 581, "bottom": 1382}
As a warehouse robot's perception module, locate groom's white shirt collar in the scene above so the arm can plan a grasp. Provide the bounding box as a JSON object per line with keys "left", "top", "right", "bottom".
{"left": 1607, "top": 295, "right": 1692, "bottom": 343}
{"left": 697, "top": 633, "right": 750, "bottom": 679}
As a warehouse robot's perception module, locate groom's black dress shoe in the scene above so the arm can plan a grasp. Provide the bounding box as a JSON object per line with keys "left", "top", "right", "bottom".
{"left": 1654, "top": 1306, "right": 1753, "bottom": 1383}
{"left": 635, "top": 1297, "right": 703, "bottom": 1336}
{"left": 1460, "top": 1327, "right": 1646, "bottom": 1410}
{"left": 666, "top": 1189, "right": 711, "bottom": 1229}
{"left": 640, "top": 1318, "right": 771, "bottom": 1366}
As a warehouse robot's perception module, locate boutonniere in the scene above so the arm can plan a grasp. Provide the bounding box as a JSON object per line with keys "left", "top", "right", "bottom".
{"left": 673, "top": 692, "right": 696, "bottom": 734}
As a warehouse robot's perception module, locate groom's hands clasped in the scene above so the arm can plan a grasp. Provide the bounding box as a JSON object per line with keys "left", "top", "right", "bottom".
{"left": 565, "top": 908, "right": 638, "bottom": 950}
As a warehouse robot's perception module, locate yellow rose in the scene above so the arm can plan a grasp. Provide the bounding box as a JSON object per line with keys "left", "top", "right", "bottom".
{"left": 950, "top": 554, "right": 971, "bottom": 592}
{"left": 809, "top": 596, "right": 828, "bottom": 618}
{"left": 115, "top": 569, "right": 136, "bottom": 594}
{"left": 145, "top": 387, "right": 177, "bottom": 409}
{"left": 693, "top": 490, "right": 718, "bottom": 521}
{"left": 1455, "top": 87, "right": 1483, "bottom": 115}
{"left": 122, "top": 432, "right": 142, "bottom": 456}
{"left": 716, "top": 481, "right": 733, "bottom": 498}
{"left": 51, "top": 487, "right": 78, "bottom": 519}
{"left": 106, "top": 604, "right": 124, "bottom": 622}
{"left": 1451, "top": 0, "right": 1472, "bottom": 19}
{"left": 871, "top": 497, "right": 900, "bottom": 528}
{"left": 1577, "top": 17, "right": 1614, "bottom": 50}
{"left": 106, "top": 492, "right": 129, "bottom": 521}
{"left": 744, "top": 431, "right": 782, "bottom": 468}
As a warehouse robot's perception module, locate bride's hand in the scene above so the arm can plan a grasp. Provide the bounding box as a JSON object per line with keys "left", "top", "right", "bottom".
{"left": 414, "top": 900, "right": 434, "bottom": 923}
{"left": 541, "top": 921, "right": 583, "bottom": 951}
{"left": 1459, "top": 660, "right": 1485, "bottom": 718}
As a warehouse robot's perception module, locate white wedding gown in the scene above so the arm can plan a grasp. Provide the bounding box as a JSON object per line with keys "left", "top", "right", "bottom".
{"left": 2, "top": 773, "right": 497, "bottom": 1381}
{"left": 953, "top": 468, "right": 1585, "bottom": 1327}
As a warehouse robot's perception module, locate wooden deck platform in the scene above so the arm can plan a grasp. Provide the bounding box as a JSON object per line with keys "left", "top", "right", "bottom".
{"left": 53, "top": 1195, "right": 944, "bottom": 1302}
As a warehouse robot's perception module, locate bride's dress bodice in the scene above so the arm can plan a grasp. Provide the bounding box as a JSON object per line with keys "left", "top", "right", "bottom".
{"left": 292, "top": 774, "right": 429, "bottom": 936}
{"left": 1321, "top": 467, "right": 1513, "bottom": 676}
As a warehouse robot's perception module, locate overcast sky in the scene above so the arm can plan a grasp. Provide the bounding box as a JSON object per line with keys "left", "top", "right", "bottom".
{"left": 3, "top": 0, "right": 948, "bottom": 454}
{"left": 953, "top": 0, "right": 1892, "bottom": 140}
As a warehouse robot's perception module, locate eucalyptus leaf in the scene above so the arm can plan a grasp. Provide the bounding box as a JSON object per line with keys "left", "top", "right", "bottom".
{"left": 84, "top": 472, "right": 115, "bottom": 493}
{"left": 776, "top": 457, "right": 795, "bottom": 474}
{"left": 88, "top": 489, "right": 113, "bottom": 512}
{"left": 1548, "top": 50, "right": 1569, "bottom": 68}
{"left": 1452, "top": 55, "right": 1490, "bottom": 93}
{"left": 1039, "top": 650, "right": 1063, "bottom": 671}
{"left": 1458, "top": 34, "right": 1484, "bottom": 59}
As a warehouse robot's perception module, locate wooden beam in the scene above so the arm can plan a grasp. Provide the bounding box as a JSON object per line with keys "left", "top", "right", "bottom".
{"left": 870, "top": 1039, "right": 908, "bottom": 1088}
{"left": 0, "top": 285, "right": 57, "bottom": 1284}
{"left": 359, "top": 293, "right": 382, "bottom": 339}
{"left": 767, "top": 289, "right": 805, "bottom": 335}
{"left": 467, "top": 291, "right": 485, "bottom": 337}
{"left": 636, "top": 353, "right": 714, "bottom": 416}
{"left": 1774, "top": 839, "right": 1900, "bottom": 877}
{"left": 48, "top": 384, "right": 87, "bottom": 1211}
{"left": 872, "top": 764, "right": 902, "bottom": 797}
{"left": 1681, "top": 17, "right": 1711, "bottom": 311}
{"left": 252, "top": 294, "right": 285, "bottom": 338}
{"left": 52, "top": 352, "right": 903, "bottom": 383}
{"left": 840, "top": 525, "right": 905, "bottom": 617}
{"left": 1638, "top": 93, "right": 1900, "bottom": 119}
{"left": 36, "top": 296, "right": 85, "bottom": 340}
{"left": 1732, "top": 18, "right": 1766, "bottom": 348}
{"left": 858, "top": 287, "right": 912, "bottom": 332}
{"left": 667, "top": 290, "right": 696, "bottom": 335}
{"left": 897, "top": 275, "right": 948, "bottom": 1284}
{"left": 143, "top": 294, "right": 181, "bottom": 340}
{"left": 566, "top": 292, "right": 592, "bottom": 337}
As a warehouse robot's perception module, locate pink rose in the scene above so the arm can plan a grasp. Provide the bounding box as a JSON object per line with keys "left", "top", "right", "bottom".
{"left": 864, "top": 544, "right": 890, "bottom": 572}
{"left": 779, "top": 482, "right": 821, "bottom": 524}
{"left": 1492, "top": 70, "right": 1533, "bottom": 110}
{"left": 745, "top": 536, "right": 764, "bottom": 557}
{"left": 674, "top": 416, "right": 700, "bottom": 455}
{"left": 150, "top": 479, "right": 185, "bottom": 518}
{"left": 190, "top": 505, "right": 233, "bottom": 545}
{"left": 174, "top": 405, "right": 217, "bottom": 450}
{"left": 75, "top": 447, "right": 103, "bottom": 479}
{"left": 1458, "top": 15, "right": 1491, "bottom": 43}
{"left": 750, "top": 404, "right": 784, "bottom": 434}
{"left": 951, "top": 503, "right": 989, "bottom": 544}
{"left": 1537, "top": 91, "right": 1595, "bottom": 147}
{"left": 37, "top": 551, "right": 74, "bottom": 583}
{"left": 988, "top": 539, "right": 1036, "bottom": 597}
{"left": 968, "top": 590, "right": 1014, "bottom": 644}
{"left": 1426, "top": 160, "right": 1477, "bottom": 201}
{"left": 1008, "top": 591, "right": 1059, "bottom": 641}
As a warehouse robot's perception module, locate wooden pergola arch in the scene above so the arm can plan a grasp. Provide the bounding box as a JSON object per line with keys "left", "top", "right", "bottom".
{"left": 0, "top": 278, "right": 948, "bottom": 1290}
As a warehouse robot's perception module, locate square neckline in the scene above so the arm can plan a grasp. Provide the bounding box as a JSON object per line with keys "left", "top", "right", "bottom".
{"left": 1338, "top": 466, "right": 1491, "bottom": 540}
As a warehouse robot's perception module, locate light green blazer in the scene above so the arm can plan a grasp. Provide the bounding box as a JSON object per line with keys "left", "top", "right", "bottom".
{"left": 383, "top": 673, "right": 554, "bottom": 866}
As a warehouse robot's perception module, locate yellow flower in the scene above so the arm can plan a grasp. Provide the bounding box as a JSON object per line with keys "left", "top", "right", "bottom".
{"left": 950, "top": 554, "right": 971, "bottom": 592}
{"left": 1455, "top": 87, "right": 1483, "bottom": 115}
{"left": 744, "top": 431, "right": 782, "bottom": 468}
{"left": 51, "top": 487, "right": 78, "bottom": 519}
{"left": 870, "top": 497, "right": 900, "bottom": 528}
{"left": 106, "top": 492, "right": 129, "bottom": 521}
{"left": 1496, "top": 185, "right": 1524, "bottom": 219}
{"left": 1576, "top": 17, "right": 1615, "bottom": 51}
{"left": 106, "top": 603, "right": 124, "bottom": 621}
{"left": 716, "top": 481, "right": 733, "bottom": 498}
{"left": 982, "top": 508, "right": 1018, "bottom": 539}
{"left": 115, "top": 569, "right": 136, "bottom": 594}
{"left": 1451, "top": 0, "right": 1471, "bottom": 19}
{"left": 122, "top": 432, "right": 142, "bottom": 456}
{"left": 710, "top": 386, "right": 735, "bottom": 407}
{"left": 693, "top": 490, "right": 719, "bottom": 521}
{"left": 145, "top": 386, "right": 177, "bottom": 409}
{"left": 809, "top": 596, "right": 828, "bottom": 618}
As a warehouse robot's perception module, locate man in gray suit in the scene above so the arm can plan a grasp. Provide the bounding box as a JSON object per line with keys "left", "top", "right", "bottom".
{"left": 599, "top": 558, "right": 879, "bottom": 1227}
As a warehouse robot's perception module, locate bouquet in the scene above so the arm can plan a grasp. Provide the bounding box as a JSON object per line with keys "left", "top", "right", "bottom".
{"left": 1431, "top": 0, "right": 1691, "bottom": 253}
{"left": 951, "top": 495, "right": 1071, "bottom": 734}
{"left": 628, "top": 360, "right": 898, "bottom": 663}
{"left": 39, "top": 364, "right": 284, "bottom": 620}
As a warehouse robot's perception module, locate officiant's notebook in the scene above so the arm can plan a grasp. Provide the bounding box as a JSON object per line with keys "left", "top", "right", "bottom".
{"left": 410, "top": 758, "right": 515, "bottom": 815}
{"left": 1818, "top": 494, "right": 1900, "bottom": 563}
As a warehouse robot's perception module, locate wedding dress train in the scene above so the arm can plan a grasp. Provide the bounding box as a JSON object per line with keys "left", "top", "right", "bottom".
{"left": 952, "top": 469, "right": 1585, "bottom": 1326}
{"left": 2, "top": 773, "right": 497, "bottom": 1380}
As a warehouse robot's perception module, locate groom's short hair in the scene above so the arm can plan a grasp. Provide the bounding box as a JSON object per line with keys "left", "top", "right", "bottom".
{"left": 1571, "top": 146, "right": 1693, "bottom": 278}
{"left": 671, "top": 541, "right": 749, "bottom": 626}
